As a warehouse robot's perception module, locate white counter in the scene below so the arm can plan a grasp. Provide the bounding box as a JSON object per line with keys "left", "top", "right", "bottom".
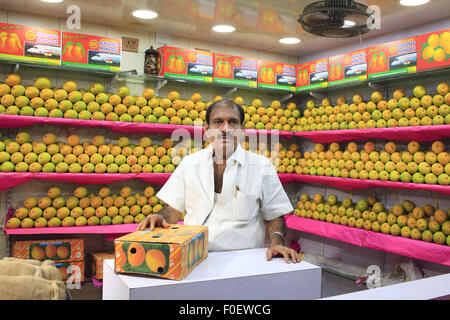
{"left": 103, "top": 248, "right": 321, "bottom": 300}
{"left": 322, "top": 273, "right": 450, "bottom": 300}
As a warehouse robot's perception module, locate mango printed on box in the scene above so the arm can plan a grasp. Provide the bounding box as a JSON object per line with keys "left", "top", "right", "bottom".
{"left": 157, "top": 45, "right": 214, "bottom": 82}
{"left": 61, "top": 31, "right": 121, "bottom": 72}
{"left": 296, "top": 58, "right": 329, "bottom": 92}
{"left": 0, "top": 22, "right": 61, "bottom": 66}
{"left": 13, "top": 238, "right": 84, "bottom": 263}
{"left": 416, "top": 28, "right": 450, "bottom": 71}
{"left": 54, "top": 261, "right": 85, "bottom": 283}
{"left": 114, "top": 224, "right": 208, "bottom": 280}
{"left": 257, "top": 60, "right": 296, "bottom": 91}
{"left": 328, "top": 49, "right": 367, "bottom": 86}
{"left": 213, "top": 53, "right": 258, "bottom": 88}
{"left": 368, "top": 37, "right": 417, "bottom": 79}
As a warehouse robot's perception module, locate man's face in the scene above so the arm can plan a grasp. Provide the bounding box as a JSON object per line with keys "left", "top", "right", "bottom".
{"left": 204, "top": 104, "right": 244, "bottom": 160}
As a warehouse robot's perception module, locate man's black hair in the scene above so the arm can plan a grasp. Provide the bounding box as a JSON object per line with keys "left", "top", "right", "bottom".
{"left": 205, "top": 99, "right": 245, "bottom": 125}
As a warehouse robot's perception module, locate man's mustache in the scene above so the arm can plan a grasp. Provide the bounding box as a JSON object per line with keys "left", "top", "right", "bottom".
{"left": 209, "top": 131, "right": 236, "bottom": 140}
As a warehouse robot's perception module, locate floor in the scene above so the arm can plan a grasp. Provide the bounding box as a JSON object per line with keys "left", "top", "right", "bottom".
{"left": 321, "top": 270, "right": 367, "bottom": 298}
{"left": 68, "top": 281, "right": 102, "bottom": 300}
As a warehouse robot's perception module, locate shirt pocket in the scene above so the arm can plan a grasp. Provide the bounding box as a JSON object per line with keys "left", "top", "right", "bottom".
{"left": 232, "top": 190, "right": 259, "bottom": 222}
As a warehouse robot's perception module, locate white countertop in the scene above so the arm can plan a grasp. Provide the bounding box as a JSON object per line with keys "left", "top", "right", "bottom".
{"left": 104, "top": 248, "right": 320, "bottom": 289}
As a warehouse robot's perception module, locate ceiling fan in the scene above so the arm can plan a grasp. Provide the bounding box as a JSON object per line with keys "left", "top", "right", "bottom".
{"left": 298, "top": 0, "right": 375, "bottom": 38}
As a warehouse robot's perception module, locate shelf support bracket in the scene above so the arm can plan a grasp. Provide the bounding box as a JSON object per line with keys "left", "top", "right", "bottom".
{"left": 279, "top": 93, "right": 293, "bottom": 102}
{"left": 13, "top": 64, "right": 19, "bottom": 74}
{"left": 309, "top": 91, "right": 327, "bottom": 100}
{"left": 106, "top": 74, "right": 118, "bottom": 93}
{"left": 222, "top": 87, "right": 237, "bottom": 98}
{"left": 117, "top": 69, "right": 137, "bottom": 77}
{"left": 368, "top": 82, "right": 388, "bottom": 97}
{"left": 379, "top": 251, "right": 385, "bottom": 273}
{"left": 156, "top": 79, "right": 167, "bottom": 97}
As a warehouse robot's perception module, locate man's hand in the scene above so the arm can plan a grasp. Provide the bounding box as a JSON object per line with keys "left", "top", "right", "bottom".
{"left": 136, "top": 214, "right": 171, "bottom": 231}
{"left": 266, "top": 245, "right": 302, "bottom": 264}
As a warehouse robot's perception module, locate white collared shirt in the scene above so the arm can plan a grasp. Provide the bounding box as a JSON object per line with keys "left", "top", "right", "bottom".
{"left": 156, "top": 144, "right": 294, "bottom": 251}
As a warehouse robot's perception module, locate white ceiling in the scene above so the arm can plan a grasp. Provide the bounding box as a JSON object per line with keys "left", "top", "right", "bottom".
{"left": 0, "top": 0, "right": 448, "bottom": 58}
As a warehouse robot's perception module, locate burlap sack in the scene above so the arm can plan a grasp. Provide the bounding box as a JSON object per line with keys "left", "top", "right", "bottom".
{"left": 1, "top": 257, "right": 42, "bottom": 266}
{"left": 0, "top": 274, "right": 66, "bottom": 300}
{"left": 0, "top": 257, "right": 66, "bottom": 300}
{"left": 0, "top": 258, "right": 62, "bottom": 281}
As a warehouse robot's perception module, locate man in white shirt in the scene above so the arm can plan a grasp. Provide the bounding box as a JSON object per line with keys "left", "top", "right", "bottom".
{"left": 137, "top": 99, "right": 300, "bottom": 263}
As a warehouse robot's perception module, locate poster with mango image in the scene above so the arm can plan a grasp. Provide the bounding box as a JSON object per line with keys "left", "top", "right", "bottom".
{"left": 62, "top": 32, "right": 121, "bottom": 72}
{"left": 328, "top": 49, "right": 367, "bottom": 86}
{"left": 257, "top": 6, "right": 284, "bottom": 33}
{"left": 296, "top": 65, "right": 309, "bottom": 88}
{"left": 296, "top": 58, "right": 329, "bottom": 92}
{"left": 13, "top": 238, "right": 84, "bottom": 262}
{"left": 213, "top": 53, "right": 258, "bottom": 88}
{"left": 114, "top": 224, "right": 208, "bottom": 280}
{"left": 157, "top": 46, "right": 214, "bottom": 82}
{"left": 258, "top": 61, "right": 296, "bottom": 91}
{"left": 328, "top": 61, "right": 345, "bottom": 83}
{"left": 0, "top": 22, "right": 61, "bottom": 66}
{"left": 417, "top": 29, "right": 450, "bottom": 71}
{"left": 214, "top": 0, "right": 238, "bottom": 22}
{"left": 368, "top": 37, "right": 417, "bottom": 79}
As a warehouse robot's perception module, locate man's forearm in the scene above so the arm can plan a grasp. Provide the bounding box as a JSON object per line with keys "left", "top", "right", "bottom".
{"left": 266, "top": 216, "right": 287, "bottom": 247}
{"left": 156, "top": 206, "right": 182, "bottom": 224}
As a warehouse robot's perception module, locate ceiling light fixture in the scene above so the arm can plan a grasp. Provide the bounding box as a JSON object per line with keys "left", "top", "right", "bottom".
{"left": 279, "top": 37, "right": 301, "bottom": 44}
{"left": 399, "top": 0, "right": 430, "bottom": 6}
{"left": 132, "top": 9, "right": 158, "bottom": 19}
{"left": 40, "top": 0, "right": 64, "bottom": 3}
{"left": 342, "top": 20, "right": 356, "bottom": 28}
{"left": 212, "top": 25, "right": 236, "bottom": 33}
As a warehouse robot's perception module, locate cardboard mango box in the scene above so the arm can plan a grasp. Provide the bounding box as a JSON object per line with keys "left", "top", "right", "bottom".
{"left": 416, "top": 28, "right": 450, "bottom": 71}
{"left": 89, "top": 252, "right": 115, "bottom": 280}
{"left": 213, "top": 53, "right": 258, "bottom": 88}
{"left": 328, "top": 49, "right": 368, "bottom": 86}
{"left": 54, "top": 261, "right": 85, "bottom": 283}
{"left": 296, "top": 58, "right": 329, "bottom": 92}
{"left": 13, "top": 238, "right": 84, "bottom": 263}
{"left": 114, "top": 224, "right": 208, "bottom": 280}
{"left": 257, "top": 60, "right": 296, "bottom": 91}
{"left": 157, "top": 45, "right": 214, "bottom": 82}
{"left": 367, "top": 37, "right": 417, "bottom": 79}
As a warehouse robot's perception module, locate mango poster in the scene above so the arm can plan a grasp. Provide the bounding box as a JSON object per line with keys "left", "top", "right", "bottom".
{"left": 213, "top": 53, "right": 258, "bottom": 88}
{"left": 62, "top": 32, "right": 121, "bottom": 72}
{"left": 367, "top": 37, "right": 417, "bottom": 79}
{"left": 0, "top": 23, "right": 61, "bottom": 66}
{"left": 417, "top": 28, "right": 450, "bottom": 71}
{"left": 295, "top": 58, "right": 328, "bottom": 92}
{"left": 328, "top": 49, "right": 367, "bottom": 86}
